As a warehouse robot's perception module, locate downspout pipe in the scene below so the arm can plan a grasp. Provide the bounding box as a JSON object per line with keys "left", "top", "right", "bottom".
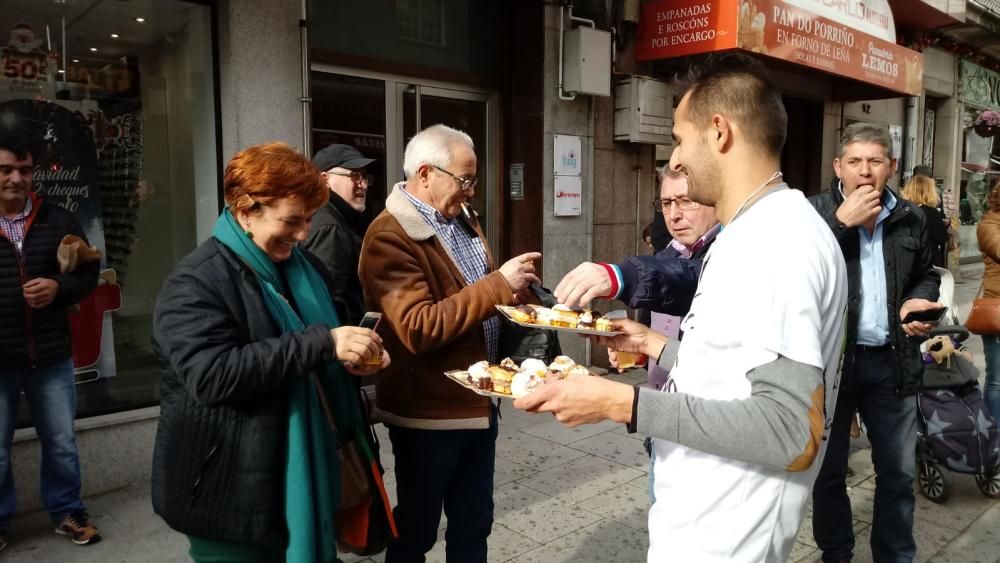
{"left": 299, "top": 0, "right": 312, "bottom": 154}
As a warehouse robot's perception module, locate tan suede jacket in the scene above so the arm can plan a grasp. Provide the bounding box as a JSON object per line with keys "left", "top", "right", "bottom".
{"left": 978, "top": 211, "right": 1000, "bottom": 299}
{"left": 359, "top": 184, "right": 514, "bottom": 429}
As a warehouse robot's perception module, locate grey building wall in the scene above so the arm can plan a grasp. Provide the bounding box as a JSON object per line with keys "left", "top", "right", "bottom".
{"left": 541, "top": 5, "right": 656, "bottom": 365}
{"left": 217, "top": 0, "right": 306, "bottom": 158}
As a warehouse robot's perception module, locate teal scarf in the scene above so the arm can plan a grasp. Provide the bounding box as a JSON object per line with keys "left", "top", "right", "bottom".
{"left": 212, "top": 209, "right": 362, "bottom": 563}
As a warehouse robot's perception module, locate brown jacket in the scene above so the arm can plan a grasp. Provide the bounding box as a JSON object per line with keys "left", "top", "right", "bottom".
{"left": 978, "top": 211, "right": 1000, "bottom": 299}
{"left": 359, "top": 184, "right": 514, "bottom": 429}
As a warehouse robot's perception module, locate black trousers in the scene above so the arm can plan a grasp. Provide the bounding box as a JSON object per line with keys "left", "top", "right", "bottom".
{"left": 384, "top": 406, "right": 498, "bottom": 563}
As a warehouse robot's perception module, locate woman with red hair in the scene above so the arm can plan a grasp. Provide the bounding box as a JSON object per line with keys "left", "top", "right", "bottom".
{"left": 151, "top": 142, "right": 388, "bottom": 562}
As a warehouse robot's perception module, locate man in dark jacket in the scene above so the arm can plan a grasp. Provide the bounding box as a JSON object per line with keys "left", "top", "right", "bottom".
{"left": 554, "top": 168, "right": 718, "bottom": 317}
{"left": 301, "top": 144, "right": 375, "bottom": 326}
{"left": 0, "top": 139, "right": 100, "bottom": 551}
{"left": 810, "top": 123, "right": 941, "bottom": 563}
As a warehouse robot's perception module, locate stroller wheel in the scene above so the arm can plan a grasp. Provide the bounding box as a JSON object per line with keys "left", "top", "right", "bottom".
{"left": 975, "top": 473, "right": 1000, "bottom": 499}
{"left": 919, "top": 462, "right": 950, "bottom": 503}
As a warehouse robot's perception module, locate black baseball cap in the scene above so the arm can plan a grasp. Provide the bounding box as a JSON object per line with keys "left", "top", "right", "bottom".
{"left": 312, "top": 144, "right": 375, "bottom": 172}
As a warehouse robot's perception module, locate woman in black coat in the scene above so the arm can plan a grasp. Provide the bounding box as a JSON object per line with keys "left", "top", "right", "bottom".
{"left": 902, "top": 175, "right": 950, "bottom": 268}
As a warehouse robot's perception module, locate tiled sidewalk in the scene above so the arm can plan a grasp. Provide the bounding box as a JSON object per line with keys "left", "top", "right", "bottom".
{"left": 3, "top": 264, "right": 1000, "bottom": 562}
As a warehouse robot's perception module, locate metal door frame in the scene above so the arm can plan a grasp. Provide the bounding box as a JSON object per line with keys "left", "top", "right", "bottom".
{"left": 311, "top": 64, "right": 500, "bottom": 248}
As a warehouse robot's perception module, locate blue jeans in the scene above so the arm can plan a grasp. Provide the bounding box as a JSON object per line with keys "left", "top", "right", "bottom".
{"left": 0, "top": 359, "right": 84, "bottom": 529}
{"left": 385, "top": 406, "right": 497, "bottom": 563}
{"left": 812, "top": 347, "right": 918, "bottom": 563}
{"left": 983, "top": 335, "right": 1000, "bottom": 421}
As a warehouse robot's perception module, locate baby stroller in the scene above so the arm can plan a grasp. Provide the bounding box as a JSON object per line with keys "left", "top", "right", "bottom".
{"left": 916, "top": 324, "right": 1000, "bottom": 503}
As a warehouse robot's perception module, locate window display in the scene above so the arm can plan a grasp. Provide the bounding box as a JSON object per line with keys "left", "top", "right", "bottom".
{"left": 1, "top": 0, "right": 217, "bottom": 423}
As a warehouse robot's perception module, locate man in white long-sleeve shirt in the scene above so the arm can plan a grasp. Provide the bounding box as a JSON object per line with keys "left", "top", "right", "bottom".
{"left": 514, "top": 53, "right": 848, "bottom": 562}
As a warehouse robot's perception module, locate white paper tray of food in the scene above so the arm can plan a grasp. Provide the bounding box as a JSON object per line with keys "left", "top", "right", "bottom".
{"left": 495, "top": 304, "right": 621, "bottom": 337}
{"left": 445, "top": 356, "right": 596, "bottom": 399}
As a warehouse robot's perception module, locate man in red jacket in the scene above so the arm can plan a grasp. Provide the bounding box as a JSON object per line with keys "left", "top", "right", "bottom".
{"left": 0, "top": 139, "right": 100, "bottom": 551}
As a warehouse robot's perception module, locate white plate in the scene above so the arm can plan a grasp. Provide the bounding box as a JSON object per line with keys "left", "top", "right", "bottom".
{"left": 495, "top": 305, "right": 622, "bottom": 337}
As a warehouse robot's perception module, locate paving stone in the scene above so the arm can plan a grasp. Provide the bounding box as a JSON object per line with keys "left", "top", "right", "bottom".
{"left": 508, "top": 520, "right": 648, "bottom": 563}
{"left": 495, "top": 432, "right": 588, "bottom": 472}
{"left": 493, "top": 482, "right": 603, "bottom": 544}
{"left": 577, "top": 482, "right": 650, "bottom": 532}
{"left": 519, "top": 418, "right": 619, "bottom": 446}
{"left": 790, "top": 540, "right": 820, "bottom": 562}
{"left": 517, "top": 455, "right": 642, "bottom": 504}
{"left": 568, "top": 431, "right": 650, "bottom": 471}
{"left": 929, "top": 505, "right": 1000, "bottom": 563}
{"left": 495, "top": 456, "right": 539, "bottom": 487}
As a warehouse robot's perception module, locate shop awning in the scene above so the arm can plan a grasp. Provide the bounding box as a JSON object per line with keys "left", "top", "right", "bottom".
{"left": 635, "top": 0, "right": 924, "bottom": 97}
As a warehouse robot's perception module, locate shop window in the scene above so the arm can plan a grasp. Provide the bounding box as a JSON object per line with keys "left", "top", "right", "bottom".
{"left": 309, "top": 0, "right": 499, "bottom": 81}
{"left": 958, "top": 112, "right": 999, "bottom": 263}
{"left": 1, "top": 0, "right": 217, "bottom": 425}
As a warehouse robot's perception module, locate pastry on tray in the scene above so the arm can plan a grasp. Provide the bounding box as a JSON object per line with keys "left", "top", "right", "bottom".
{"left": 509, "top": 304, "right": 537, "bottom": 323}
{"left": 501, "top": 303, "right": 614, "bottom": 333}
{"left": 459, "top": 357, "right": 593, "bottom": 398}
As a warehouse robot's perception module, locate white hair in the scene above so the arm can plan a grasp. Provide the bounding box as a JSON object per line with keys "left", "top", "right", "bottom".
{"left": 402, "top": 124, "right": 475, "bottom": 179}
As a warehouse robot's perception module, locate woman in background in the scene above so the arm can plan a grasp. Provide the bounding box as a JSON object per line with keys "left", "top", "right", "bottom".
{"left": 902, "top": 175, "right": 950, "bottom": 267}
{"left": 977, "top": 181, "right": 1000, "bottom": 419}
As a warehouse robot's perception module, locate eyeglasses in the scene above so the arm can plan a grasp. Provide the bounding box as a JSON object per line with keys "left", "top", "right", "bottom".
{"left": 330, "top": 170, "right": 373, "bottom": 186}
{"left": 653, "top": 197, "right": 700, "bottom": 214}
{"left": 432, "top": 165, "right": 479, "bottom": 192}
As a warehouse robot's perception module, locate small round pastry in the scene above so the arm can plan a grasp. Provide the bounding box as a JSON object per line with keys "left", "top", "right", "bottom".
{"left": 567, "top": 364, "right": 591, "bottom": 378}
{"left": 468, "top": 361, "right": 490, "bottom": 380}
{"left": 510, "top": 304, "right": 537, "bottom": 323}
{"left": 468, "top": 361, "right": 492, "bottom": 388}
{"left": 548, "top": 355, "right": 576, "bottom": 373}
{"left": 594, "top": 317, "right": 614, "bottom": 332}
{"left": 577, "top": 310, "right": 596, "bottom": 329}
{"left": 520, "top": 358, "right": 548, "bottom": 377}
{"left": 511, "top": 371, "right": 543, "bottom": 398}
{"left": 500, "top": 357, "right": 519, "bottom": 371}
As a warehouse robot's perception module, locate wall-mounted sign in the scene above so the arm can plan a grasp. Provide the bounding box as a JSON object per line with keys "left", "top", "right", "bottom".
{"left": 635, "top": 0, "right": 923, "bottom": 96}
{"left": 554, "top": 134, "right": 582, "bottom": 177}
{"left": 554, "top": 175, "right": 582, "bottom": 216}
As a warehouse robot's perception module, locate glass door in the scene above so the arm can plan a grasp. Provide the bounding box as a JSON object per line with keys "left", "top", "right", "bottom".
{"left": 310, "top": 66, "right": 498, "bottom": 249}
{"left": 398, "top": 83, "right": 495, "bottom": 244}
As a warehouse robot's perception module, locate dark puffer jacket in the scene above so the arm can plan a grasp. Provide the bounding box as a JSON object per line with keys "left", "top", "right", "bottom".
{"left": 613, "top": 227, "right": 717, "bottom": 316}
{"left": 151, "top": 238, "right": 337, "bottom": 548}
{"left": 809, "top": 189, "right": 940, "bottom": 395}
{"left": 0, "top": 194, "right": 98, "bottom": 368}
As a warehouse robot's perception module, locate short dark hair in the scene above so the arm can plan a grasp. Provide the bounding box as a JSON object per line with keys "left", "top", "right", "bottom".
{"left": 678, "top": 53, "right": 787, "bottom": 157}
{"left": 912, "top": 165, "right": 933, "bottom": 178}
{"left": 838, "top": 122, "right": 893, "bottom": 159}
{"left": 0, "top": 137, "right": 40, "bottom": 162}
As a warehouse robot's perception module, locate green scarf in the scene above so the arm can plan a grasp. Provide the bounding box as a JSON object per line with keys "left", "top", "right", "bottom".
{"left": 212, "top": 209, "right": 362, "bottom": 563}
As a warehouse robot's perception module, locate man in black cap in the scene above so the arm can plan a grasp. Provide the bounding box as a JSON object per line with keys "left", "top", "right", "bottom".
{"left": 303, "top": 144, "right": 375, "bottom": 325}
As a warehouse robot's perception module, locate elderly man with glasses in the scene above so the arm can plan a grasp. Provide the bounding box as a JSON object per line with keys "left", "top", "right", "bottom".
{"left": 359, "top": 124, "right": 540, "bottom": 562}
{"left": 556, "top": 167, "right": 719, "bottom": 320}
{"left": 302, "top": 144, "right": 376, "bottom": 325}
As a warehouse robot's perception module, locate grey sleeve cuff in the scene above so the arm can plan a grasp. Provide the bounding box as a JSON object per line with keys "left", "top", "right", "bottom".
{"left": 635, "top": 356, "right": 827, "bottom": 472}
{"left": 656, "top": 339, "right": 682, "bottom": 370}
